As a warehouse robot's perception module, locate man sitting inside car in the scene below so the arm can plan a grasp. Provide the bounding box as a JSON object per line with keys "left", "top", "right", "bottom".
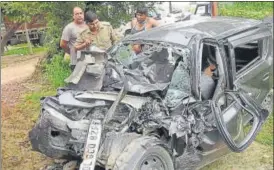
{"left": 201, "top": 59, "right": 217, "bottom": 100}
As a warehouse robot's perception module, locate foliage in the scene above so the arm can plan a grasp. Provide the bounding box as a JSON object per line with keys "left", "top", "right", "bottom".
{"left": 41, "top": 2, "right": 86, "bottom": 56}
{"left": 86, "top": 2, "right": 158, "bottom": 28}
{"left": 0, "top": 2, "right": 44, "bottom": 22}
{"left": 1, "top": 2, "right": 158, "bottom": 56}
{"left": 219, "top": 2, "right": 273, "bottom": 19}
{"left": 43, "top": 54, "right": 71, "bottom": 88}
{"left": 22, "top": 88, "right": 56, "bottom": 118}
{"left": 3, "top": 46, "right": 47, "bottom": 56}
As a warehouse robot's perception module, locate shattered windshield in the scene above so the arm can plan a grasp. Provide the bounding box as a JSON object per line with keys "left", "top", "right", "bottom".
{"left": 105, "top": 41, "right": 192, "bottom": 105}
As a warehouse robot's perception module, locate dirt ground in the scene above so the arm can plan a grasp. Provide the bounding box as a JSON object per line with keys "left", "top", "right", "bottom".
{"left": 1, "top": 53, "right": 53, "bottom": 170}
{"left": 1, "top": 54, "right": 273, "bottom": 170}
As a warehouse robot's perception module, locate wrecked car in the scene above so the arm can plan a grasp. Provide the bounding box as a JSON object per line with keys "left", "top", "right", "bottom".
{"left": 29, "top": 17, "right": 273, "bottom": 170}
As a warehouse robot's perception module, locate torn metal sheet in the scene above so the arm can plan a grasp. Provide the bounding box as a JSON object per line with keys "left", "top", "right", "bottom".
{"left": 66, "top": 50, "right": 108, "bottom": 91}
{"left": 59, "top": 92, "right": 106, "bottom": 108}
{"left": 86, "top": 64, "right": 104, "bottom": 77}
{"left": 104, "top": 45, "right": 190, "bottom": 94}
{"left": 65, "top": 61, "right": 87, "bottom": 84}
{"left": 74, "top": 91, "right": 149, "bottom": 109}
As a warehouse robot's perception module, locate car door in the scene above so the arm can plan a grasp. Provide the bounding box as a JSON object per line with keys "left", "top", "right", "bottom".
{"left": 211, "top": 26, "right": 272, "bottom": 152}
{"left": 227, "top": 26, "right": 273, "bottom": 104}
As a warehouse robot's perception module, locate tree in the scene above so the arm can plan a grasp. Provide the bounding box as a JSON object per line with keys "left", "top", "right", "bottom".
{"left": 86, "top": 2, "right": 158, "bottom": 28}
{"left": 0, "top": 2, "right": 158, "bottom": 56}
{"left": 0, "top": 2, "right": 46, "bottom": 55}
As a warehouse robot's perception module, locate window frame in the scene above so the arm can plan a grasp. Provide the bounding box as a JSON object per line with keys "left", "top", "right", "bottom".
{"left": 197, "top": 39, "right": 228, "bottom": 101}
{"left": 231, "top": 39, "right": 264, "bottom": 77}
{"left": 226, "top": 27, "right": 271, "bottom": 82}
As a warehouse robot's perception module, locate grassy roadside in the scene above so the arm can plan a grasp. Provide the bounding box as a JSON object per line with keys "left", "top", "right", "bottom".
{"left": 1, "top": 73, "right": 55, "bottom": 169}
{"left": 1, "top": 51, "right": 68, "bottom": 169}
{"left": 1, "top": 43, "right": 48, "bottom": 69}
{"left": 256, "top": 113, "right": 273, "bottom": 146}
{"left": 3, "top": 43, "right": 47, "bottom": 56}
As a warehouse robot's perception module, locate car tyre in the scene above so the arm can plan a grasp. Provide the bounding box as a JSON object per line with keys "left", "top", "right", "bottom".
{"left": 113, "top": 136, "right": 174, "bottom": 170}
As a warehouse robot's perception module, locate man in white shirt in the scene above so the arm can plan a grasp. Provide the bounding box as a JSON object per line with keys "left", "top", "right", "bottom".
{"left": 201, "top": 61, "right": 216, "bottom": 100}
{"left": 60, "top": 6, "right": 88, "bottom": 70}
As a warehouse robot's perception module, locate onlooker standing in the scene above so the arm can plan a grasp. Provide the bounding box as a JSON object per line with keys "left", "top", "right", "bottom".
{"left": 130, "top": 7, "right": 159, "bottom": 34}
{"left": 74, "top": 11, "right": 118, "bottom": 51}
{"left": 60, "top": 6, "right": 88, "bottom": 70}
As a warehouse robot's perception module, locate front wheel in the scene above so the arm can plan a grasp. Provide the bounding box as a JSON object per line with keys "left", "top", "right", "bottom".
{"left": 113, "top": 136, "right": 174, "bottom": 170}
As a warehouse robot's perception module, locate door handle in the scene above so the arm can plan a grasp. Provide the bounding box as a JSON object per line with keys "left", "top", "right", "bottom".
{"left": 263, "top": 73, "right": 269, "bottom": 81}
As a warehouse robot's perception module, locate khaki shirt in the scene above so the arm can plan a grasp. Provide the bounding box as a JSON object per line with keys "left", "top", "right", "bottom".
{"left": 75, "top": 21, "right": 118, "bottom": 50}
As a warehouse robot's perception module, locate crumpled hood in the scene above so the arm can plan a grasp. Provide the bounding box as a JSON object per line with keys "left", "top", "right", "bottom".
{"left": 58, "top": 89, "right": 149, "bottom": 109}
{"left": 65, "top": 46, "right": 184, "bottom": 95}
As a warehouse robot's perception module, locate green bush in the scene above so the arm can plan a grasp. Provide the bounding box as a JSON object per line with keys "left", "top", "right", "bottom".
{"left": 43, "top": 54, "right": 71, "bottom": 88}
{"left": 219, "top": 2, "right": 273, "bottom": 20}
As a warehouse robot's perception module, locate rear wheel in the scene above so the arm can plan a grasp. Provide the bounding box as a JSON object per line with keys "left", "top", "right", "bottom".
{"left": 113, "top": 136, "right": 174, "bottom": 170}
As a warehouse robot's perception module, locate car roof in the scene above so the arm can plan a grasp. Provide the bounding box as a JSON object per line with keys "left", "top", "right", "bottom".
{"left": 124, "top": 17, "right": 263, "bottom": 46}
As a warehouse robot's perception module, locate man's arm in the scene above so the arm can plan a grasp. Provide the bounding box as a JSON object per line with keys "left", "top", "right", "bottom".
{"left": 151, "top": 18, "right": 160, "bottom": 27}
{"left": 60, "top": 25, "right": 71, "bottom": 54}
{"left": 109, "top": 25, "right": 118, "bottom": 45}
{"left": 74, "top": 41, "right": 88, "bottom": 51}
{"left": 74, "top": 30, "right": 91, "bottom": 51}
{"left": 131, "top": 18, "right": 136, "bottom": 29}
{"left": 60, "top": 40, "right": 70, "bottom": 54}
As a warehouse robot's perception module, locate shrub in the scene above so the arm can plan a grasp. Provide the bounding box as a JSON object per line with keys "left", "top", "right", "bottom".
{"left": 43, "top": 53, "right": 71, "bottom": 88}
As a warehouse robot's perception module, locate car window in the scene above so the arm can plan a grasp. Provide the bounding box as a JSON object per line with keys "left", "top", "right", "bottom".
{"left": 196, "top": 6, "right": 206, "bottom": 15}
{"left": 232, "top": 39, "right": 263, "bottom": 73}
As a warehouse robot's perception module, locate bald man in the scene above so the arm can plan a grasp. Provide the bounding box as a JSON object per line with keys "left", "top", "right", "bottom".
{"left": 60, "top": 7, "right": 88, "bottom": 70}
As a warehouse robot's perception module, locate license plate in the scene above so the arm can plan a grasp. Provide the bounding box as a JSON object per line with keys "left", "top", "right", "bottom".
{"left": 79, "top": 119, "right": 102, "bottom": 170}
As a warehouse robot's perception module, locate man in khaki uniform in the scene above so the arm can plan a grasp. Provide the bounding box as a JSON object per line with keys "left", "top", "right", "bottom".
{"left": 74, "top": 11, "right": 118, "bottom": 51}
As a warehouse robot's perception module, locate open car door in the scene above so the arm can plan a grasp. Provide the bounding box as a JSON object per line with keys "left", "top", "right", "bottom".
{"left": 211, "top": 74, "right": 269, "bottom": 152}
{"left": 211, "top": 25, "right": 272, "bottom": 152}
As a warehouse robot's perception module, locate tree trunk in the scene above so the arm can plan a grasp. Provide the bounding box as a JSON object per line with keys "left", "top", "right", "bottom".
{"left": 0, "top": 22, "right": 22, "bottom": 56}
{"left": 24, "top": 22, "right": 33, "bottom": 54}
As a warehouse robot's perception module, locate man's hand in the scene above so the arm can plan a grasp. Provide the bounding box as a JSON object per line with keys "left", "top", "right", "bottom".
{"left": 60, "top": 40, "right": 70, "bottom": 54}
{"left": 75, "top": 39, "right": 93, "bottom": 51}
{"left": 84, "top": 39, "right": 92, "bottom": 47}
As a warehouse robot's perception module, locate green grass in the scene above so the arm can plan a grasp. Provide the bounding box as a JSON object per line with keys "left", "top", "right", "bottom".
{"left": 19, "top": 88, "right": 56, "bottom": 121}
{"left": 219, "top": 2, "right": 273, "bottom": 19}
{"left": 255, "top": 112, "right": 273, "bottom": 146}
{"left": 43, "top": 54, "right": 71, "bottom": 88}
{"left": 8, "top": 43, "right": 28, "bottom": 49}
{"left": 4, "top": 46, "right": 47, "bottom": 56}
